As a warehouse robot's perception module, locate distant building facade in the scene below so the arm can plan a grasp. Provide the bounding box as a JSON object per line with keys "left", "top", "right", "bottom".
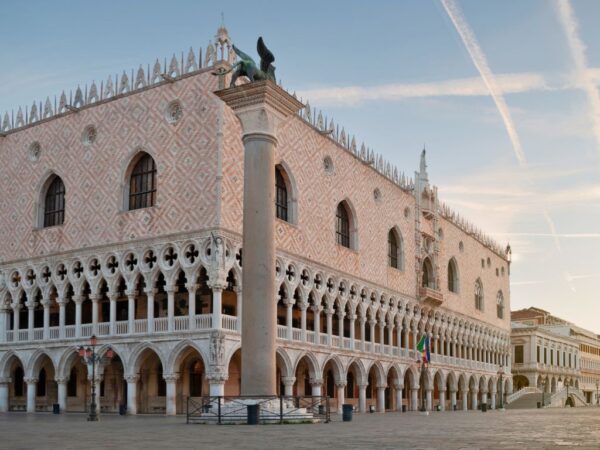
{"left": 0, "top": 26, "right": 512, "bottom": 415}
{"left": 511, "top": 307, "right": 600, "bottom": 405}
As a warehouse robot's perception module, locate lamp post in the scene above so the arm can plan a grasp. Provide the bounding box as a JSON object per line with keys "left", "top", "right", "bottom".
{"left": 78, "top": 335, "right": 114, "bottom": 421}
{"left": 541, "top": 377, "right": 546, "bottom": 407}
{"left": 418, "top": 358, "right": 427, "bottom": 413}
{"left": 497, "top": 365, "right": 505, "bottom": 410}
{"left": 595, "top": 381, "right": 599, "bottom": 406}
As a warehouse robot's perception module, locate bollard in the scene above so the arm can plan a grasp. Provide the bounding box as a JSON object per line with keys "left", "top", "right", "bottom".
{"left": 52, "top": 403, "right": 60, "bottom": 414}
{"left": 481, "top": 403, "right": 487, "bottom": 412}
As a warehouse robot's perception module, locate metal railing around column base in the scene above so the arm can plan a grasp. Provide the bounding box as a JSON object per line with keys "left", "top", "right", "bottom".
{"left": 186, "top": 395, "right": 330, "bottom": 424}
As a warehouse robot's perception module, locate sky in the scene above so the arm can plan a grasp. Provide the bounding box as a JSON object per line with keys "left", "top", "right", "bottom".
{"left": 1, "top": 0, "right": 599, "bottom": 332}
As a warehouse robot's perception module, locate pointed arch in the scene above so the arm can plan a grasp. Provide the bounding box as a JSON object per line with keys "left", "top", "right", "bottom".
{"left": 127, "top": 342, "right": 165, "bottom": 376}
{"left": 25, "top": 349, "right": 56, "bottom": 379}
{"left": 422, "top": 257, "right": 434, "bottom": 288}
{"left": 496, "top": 290, "right": 504, "bottom": 319}
{"left": 292, "top": 352, "right": 320, "bottom": 380}
{"left": 387, "top": 227, "right": 404, "bottom": 270}
{"left": 36, "top": 172, "right": 65, "bottom": 228}
{"left": 336, "top": 199, "right": 358, "bottom": 250}
{"left": 122, "top": 151, "right": 157, "bottom": 211}
{"left": 447, "top": 257, "right": 459, "bottom": 293}
{"left": 475, "top": 278, "right": 484, "bottom": 311}
{"left": 276, "top": 347, "right": 294, "bottom": 378}
{"left": 275, "top": 161, "right": 298, "bottom": 224}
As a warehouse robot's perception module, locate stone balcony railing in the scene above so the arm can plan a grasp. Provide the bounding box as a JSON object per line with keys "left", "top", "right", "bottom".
{"left": 1, "top": 316, "right": 502, "bottom": 375}
{"left": 1, "top": 314, "right": 239, "bottom": 345}
{"left": 512, "top": 362, "right": 579, "bottom": 376}
{"left": 419, "top": 286, "right": 444, "bottom": 306}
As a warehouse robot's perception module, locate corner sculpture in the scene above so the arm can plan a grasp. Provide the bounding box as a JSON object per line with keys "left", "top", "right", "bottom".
{"left": 228, "top": 36, "right": 276, "bottom": 86}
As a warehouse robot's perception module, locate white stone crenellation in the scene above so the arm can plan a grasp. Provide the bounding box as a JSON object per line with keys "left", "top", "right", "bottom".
{"left": 0, "top": 34, "right": 235, "bottom": 136}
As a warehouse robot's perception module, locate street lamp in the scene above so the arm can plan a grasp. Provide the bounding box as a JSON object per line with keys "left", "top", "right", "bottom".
{"left": 595, "top": 381, "right": 599, "bottom": 406}
{"left": 541, "top": 377, "right": 547, "bottom": 407}
{"left": 497, "top": 365, "right": 505, "bottom": 410}
{"left": 418, "top": 358, "right": 427, "bottom": 413}
{"left": 78, "top": 335, "right": 114, "bottom": 421}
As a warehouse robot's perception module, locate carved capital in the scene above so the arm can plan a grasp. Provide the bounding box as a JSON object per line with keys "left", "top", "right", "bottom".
{"left": 335, "top": 381, "right": 347, "bottom": 388}
{"left": 163, "top": 373, "right": 180, "bottom": 383}
{"left": 55, "top": 377, "right": 68, "bottom": 385}
{"left": 281, "top": 376, "right": 296, "bottom": 386}
{"left": 125, "top": 375, "right": 139, "bottom": 384}
{"left": 206, "top": 371, "right": 228, "bottom": 383}
{"left": 309, "top": 378, "right": 323, "bottom": 387}
{"left": 24, "top": 377, "right": 38, "bottom": 384}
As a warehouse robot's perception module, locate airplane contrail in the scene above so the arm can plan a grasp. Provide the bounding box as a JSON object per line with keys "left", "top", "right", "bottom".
{"left": 440, "top": 0, "right": 527, "bottom": 168}
{"left": 555, "top": 0, "right": 600, "bottom": 154}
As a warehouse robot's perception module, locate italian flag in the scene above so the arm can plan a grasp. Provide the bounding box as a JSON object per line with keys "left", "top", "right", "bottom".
{"left": 416, "top": 334, "right": 431, "bottom": 363}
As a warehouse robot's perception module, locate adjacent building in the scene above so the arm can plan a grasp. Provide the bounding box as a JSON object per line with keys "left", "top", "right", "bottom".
{"left": 0, "top": 26, "right": 512, "bottom": 416}
{"left": 511, "top": 307, "right": 600, "bottom": 406}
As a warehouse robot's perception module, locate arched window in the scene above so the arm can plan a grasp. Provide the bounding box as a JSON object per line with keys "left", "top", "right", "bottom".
{"left": 448, "top": 258, "right": 459, "bottom": 293}
{"left": 388, "top": 229, "right": 402, "bottom": 269}
{"left": 157, "top": 365, "right": 166, "bottom": 397}
{"left": 336, "top": 202, "right": 350, "bottom": 248}
{"left": 128, "top": 153, "right": 156, "bottom": 210}
{"left": 422, "top": 257, "right": 434, "bottom": 288}
{"left": 474, "top": 279, "right": 484, "bottom": 311}
{"left": 43, "top": 176, "right": 65, "bottom": 227}
{"left": 496, "top": 291, "right": 504, "bottom": 319}
{"left": 275, "top": 167, "right": 288, "bottom": 222}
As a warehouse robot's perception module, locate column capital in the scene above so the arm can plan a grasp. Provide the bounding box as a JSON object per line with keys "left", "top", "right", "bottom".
{"left": 335, "top": 381, "right": 347, "bottom": 388}
{"left": 309, "top": 378, "right": 323, "bottom": 387}
{"left": 144, "top": 288, "right": 157, "bottom": 296}
{"left": 206, "top": 371, "right": 228, "bottom": 383}
{"left": 281, "top": 376, "right": 296, "bottom": 386}
{"left": 54, "top": 377, "right": 68, "bottom": 385}
{"left": 0, "top": 377, "right": 12, "bottom": 384}
{"left": 125, "top": 375, "right": 139, "bottom": 383}
{"left": 163, "top": 373, "right": 180, "bottom": 383}
{"left": 23, "top": 377, "right": 38, "bottom": 384}
{"left": 215, "top": 81, "right": 304, "bottom": 137}
{"left": 185, "top": 283, "right": 198, "bottom": 294}
{"left": 357, "top": 382, "right": 369, "bottom": 389}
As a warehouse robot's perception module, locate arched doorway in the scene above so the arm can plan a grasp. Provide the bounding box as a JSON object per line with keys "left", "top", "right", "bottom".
{"left": 7, "top": 355, "right": 25, "bottom": 411}
{"left": 226, "top": 349, "right": 241, "bottom": 396}
{"left": 173, "top": 345, "right": 208, "bottom": 414}
{"left": 31, "top": 354, "right": 58, "bottom": 412}
{"left": 512, "top": 375, "right": 529, "bottom": 391}
{"left": 100, "top": 354, "right": 125, "bottom": 413}
{"left": 294, "top": 355, "right": 318, "bottom": 397}
{"left": 135, "top": 349, "right": 166, "bottom": 414}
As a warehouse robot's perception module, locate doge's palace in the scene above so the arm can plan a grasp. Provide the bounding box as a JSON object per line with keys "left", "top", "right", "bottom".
{"left": 0, "top": 26, "right": 512, "bottom": 416}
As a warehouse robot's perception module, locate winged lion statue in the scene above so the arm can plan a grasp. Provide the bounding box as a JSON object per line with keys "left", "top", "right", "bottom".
{"left": 228, "top": 37, "right": 276, "bottom": 87}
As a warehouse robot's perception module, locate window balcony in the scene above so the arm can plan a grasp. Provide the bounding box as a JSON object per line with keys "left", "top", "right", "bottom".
{"left": 419, "top": 286, "right": 443, "bottom": 306}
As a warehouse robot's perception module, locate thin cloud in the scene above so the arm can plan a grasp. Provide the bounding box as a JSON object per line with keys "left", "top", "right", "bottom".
{"left": 440, "top": 0, "right": 527, "bottom": 167}
{"left": 298, "top": 73, "right": 548, "bottom": 106}
{"left": 555, "top": 0, "right": 600, "bottom": 155}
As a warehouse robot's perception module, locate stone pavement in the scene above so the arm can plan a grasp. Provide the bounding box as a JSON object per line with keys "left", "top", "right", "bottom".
{"left": 0, "top": 408, "right": 598, "bottom": 450}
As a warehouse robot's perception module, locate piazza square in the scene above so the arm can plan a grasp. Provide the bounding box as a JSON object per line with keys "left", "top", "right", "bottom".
{"left": 0, "top": 1, "right": 599, "bottom": 449}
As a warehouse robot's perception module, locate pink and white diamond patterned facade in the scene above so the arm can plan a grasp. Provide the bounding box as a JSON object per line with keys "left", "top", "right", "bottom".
{"left": 0, "top": 26, "right": 512, "bottom": 416}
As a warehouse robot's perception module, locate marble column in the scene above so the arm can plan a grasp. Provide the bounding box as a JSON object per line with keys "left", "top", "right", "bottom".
{"left": 58, "top": 298, "right": 66, "bottom": 339}
{"left": 0, "top": 378, "right": 9, "bottom": 412}
{"left": 471, "top": 389, "right": 478, "bottom": 410}
{"left": 107, "top": 293, "right": 117, "bottom": 335}
{"left": 326, "top": 310, "right": 333, "bottom": 346}
{"left": 349, "top": 315, "right": 356, "bottom": 350}
{"left": 310, "top": 379, "right": 323, "bottom": 397}
{"left": 377, "top": 386, "right": 386, "bottom": 412}
{"left": 211, "top": 287, "right": 223, "bottom": 330}
{"left": 282, "top": 376, "right": 296, "bottom": 397}
{"left": 166, "top": 287, "right": 175, "bottom": 332}
{"left": 394, "top": 383, "right": 403, "bottom": 412}
{"left": 56, "top": 377, "right": 67, "bottom": 412}
{"left": 42, "top": 298, "right": 50, "bottom": 340}
{"left": 91, "top": 295, "right": 99, "bottom": 335}
{"left": 300, "top": 301, "right": 307, "bottom": 341}
{"left": 336, "top": 382, "right": 346, "bottom": 414}
{"left": 25, "top": 377, "right": 37, "bottom": 412}
{"left": 490, "top": 391, "right": 496, "bottom": 410}
{"left": 186, "top": 284, "right": 197, "bottom": 330}
{"left": 313, "top": 306, "right": 321, "bottom": 344}
{"left": 450, "top": 390, "right": 457, "bottom": 411}
{"left": 216, "top": 81, "right": 302, "bottom": 397}
{"left": 127, "top": 291, "right": 136, "bottom": 335}
{"left": 12, "top": 303, "right": 21, "bottom": 340}
{"left": 27, "top": 300, "right": 35, "bottom": 341}
{"left": 208, "top": 375, "right": 226, "bottom": 397}
{"left": 164, "top": 374, "right": 179, "bottom": 415}
{"left": 481, "top": 391, "right": 488, "bottom": 407}
{"left": 439, "top": 389, "right": 446, "bottom": 411}
{"left": 74, "top": 295, "right": 82, "bottom": 338}
{"left": 359, "top": 318, "right": 366, "bottom": 352}
{"left": 126, "top": 375, "right": 138, "bottom": 415}
{"left": 410, "top": 388, "right": 419, "bottom": 411}
{"left": 285, "top": 299, "right": 293, "bottom": 340}
{"left": 358, "top": 383, "right": 367, "bottom": 413}
{"left": 145, "top": 289, "right": 155, "bottom": 333}
{"left": 426, "top": 389, "right": 432, "bottom": 411}
{"left": 369, "top": 320, "right": 376, "bottom": 350}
